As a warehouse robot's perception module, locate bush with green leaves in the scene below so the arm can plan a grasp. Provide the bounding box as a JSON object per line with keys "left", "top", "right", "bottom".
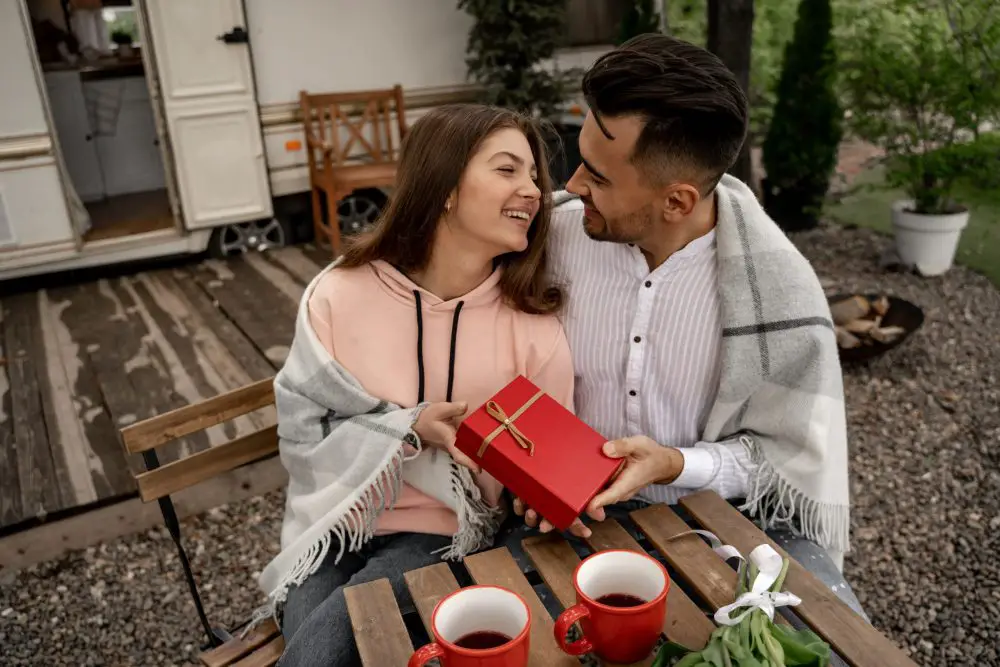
{"left": 457, "top": 0, "right": 577, "bottom": 118}
{"left": 839, "top": 0, "right": 1000, "bottom": 215}
{"left": 761, "top": 0, "right": 843, "bottom": 227}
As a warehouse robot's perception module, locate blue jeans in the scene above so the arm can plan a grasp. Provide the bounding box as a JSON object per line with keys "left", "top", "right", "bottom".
{"left": 496, "top": 499, "right": 869, "bottom": 667}
{"left": 276, "top": 532, "right": 451, "bottom": 667}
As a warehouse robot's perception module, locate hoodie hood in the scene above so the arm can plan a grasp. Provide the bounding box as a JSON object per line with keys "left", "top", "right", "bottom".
{"left": 370, "top": 259, "right": 504, "bottom": 404}
{"left": 370, "top": 260, "right": 503, "bottom": 312}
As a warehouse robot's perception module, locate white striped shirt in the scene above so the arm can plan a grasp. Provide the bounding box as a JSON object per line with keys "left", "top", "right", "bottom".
{"left": 548, "top": 197, "right": 753, "bottom": 505}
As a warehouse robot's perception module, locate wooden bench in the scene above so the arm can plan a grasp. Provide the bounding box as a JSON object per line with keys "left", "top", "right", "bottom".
{"left": 344, "top": 491, "right": 921, "bottom": 667}
{"left": 120, "top": 377, "right": 285, "bottom": 667}
{"left": 300, "top": 85, "right": 408, "bottom": 257}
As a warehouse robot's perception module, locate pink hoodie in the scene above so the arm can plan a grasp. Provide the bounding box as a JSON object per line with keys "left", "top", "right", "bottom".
{"left": 306, "top": 259, "right": 575, "bottom": 538}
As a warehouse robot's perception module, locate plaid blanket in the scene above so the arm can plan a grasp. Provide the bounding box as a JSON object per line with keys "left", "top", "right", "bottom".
{"left": 253, "top": 262, "right": 502, "bottom": 625}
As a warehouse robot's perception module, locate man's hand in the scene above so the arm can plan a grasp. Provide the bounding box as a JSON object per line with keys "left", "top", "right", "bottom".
{"left": 586, "top": 436, "right": 684, "bottom": 520}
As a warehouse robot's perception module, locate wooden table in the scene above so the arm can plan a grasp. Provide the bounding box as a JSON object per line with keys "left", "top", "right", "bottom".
{"left": 343, "top": 490, "right": 919, "bottom": 667}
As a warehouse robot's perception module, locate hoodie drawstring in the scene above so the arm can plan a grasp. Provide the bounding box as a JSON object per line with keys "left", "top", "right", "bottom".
{"left": 413, "top": 290, "right": 464, "bottom": 403}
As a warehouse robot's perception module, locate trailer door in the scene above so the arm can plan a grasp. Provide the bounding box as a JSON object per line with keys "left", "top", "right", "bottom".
{"left": 142, "top": 0, "right": 273, "bottom": 229}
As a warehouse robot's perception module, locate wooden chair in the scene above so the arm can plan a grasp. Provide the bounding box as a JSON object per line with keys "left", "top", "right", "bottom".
{"left": 120, "top": 378, "right": 285, "bottom": 667}
{"left": 300, "top": 85, "right": 408, "bottom": 257}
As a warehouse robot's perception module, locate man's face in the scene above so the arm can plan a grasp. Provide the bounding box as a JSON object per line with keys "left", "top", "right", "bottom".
{"left": 565, "top": 112, "right": 661, "bottom": 244}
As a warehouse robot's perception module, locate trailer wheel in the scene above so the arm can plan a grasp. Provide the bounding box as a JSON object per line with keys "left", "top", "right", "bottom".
{"left": 208, "top": 217, "right": 291, "bottom": 258}
{"left": 337, "top": 188, "right": 387, "bottom": 237}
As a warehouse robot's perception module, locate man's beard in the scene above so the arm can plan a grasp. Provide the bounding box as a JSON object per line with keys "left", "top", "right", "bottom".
{"left": 582, "top": 201, "right": 654, "bottom": 244}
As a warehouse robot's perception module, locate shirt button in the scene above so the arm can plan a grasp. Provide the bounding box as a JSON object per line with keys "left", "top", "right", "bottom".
{"left": 633, "top": 336, "right": 641, "bottom": 343}
{"left": 644, "top": 280, "right": 652, "bottom": 288}
{"left": 629, "top": 390, "right": 637, "bottom": 397}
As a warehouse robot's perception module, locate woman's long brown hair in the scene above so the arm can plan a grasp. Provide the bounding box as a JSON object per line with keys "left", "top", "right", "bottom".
{"left": 337, "top": 104, "right": 562, "bottom": 315}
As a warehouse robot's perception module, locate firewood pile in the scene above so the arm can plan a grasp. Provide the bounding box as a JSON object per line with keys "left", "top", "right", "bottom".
{"left": 831, "top": 295, "right": 907, "bottom": 350}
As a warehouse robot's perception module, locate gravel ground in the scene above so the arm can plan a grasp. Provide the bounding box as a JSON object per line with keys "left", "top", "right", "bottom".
{"left": 2, "top": 222, "right": 998, "bottom": 667}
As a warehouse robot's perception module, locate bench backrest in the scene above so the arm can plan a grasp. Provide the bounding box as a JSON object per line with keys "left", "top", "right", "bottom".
{"left": 299, "top": 85, "right": 408, "bottom": 169}
{"left": 120, "top": 378, "right": 278, "bottom": 503}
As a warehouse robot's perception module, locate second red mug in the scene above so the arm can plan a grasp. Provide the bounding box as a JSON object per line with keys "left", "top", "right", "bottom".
{"left": 553, "top": 549, "right": 670, "bottom": 663}
{"left": 409, "top": 584, "right": 531, "bottom": 667}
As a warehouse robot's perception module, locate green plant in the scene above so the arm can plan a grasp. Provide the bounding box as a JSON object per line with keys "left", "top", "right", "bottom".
{"left": 110, "top": 28, "right": 132, "bottom": 46}
{"left": 653, "top": 555, "right": 831, "bottom": 666}
{"left": 839, "top": 0, "right": 1000, "bottom": 215}
{"left": 457, "top": 0, "right": 578, "bottom": 118}
{"left": 761, "top": 0, "right": 843, "bottom": 227}
{"left": 619, "top": 0, "right": 662, "bottom": 44}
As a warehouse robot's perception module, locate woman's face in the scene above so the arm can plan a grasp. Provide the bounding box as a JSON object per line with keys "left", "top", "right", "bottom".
{"left": 449, "top": 128, "right": 542, "bottom": 256}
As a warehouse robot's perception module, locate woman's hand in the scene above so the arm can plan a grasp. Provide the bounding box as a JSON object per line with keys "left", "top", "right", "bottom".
{"left": 412, "top": 401, "right": 480, "bottom": 473}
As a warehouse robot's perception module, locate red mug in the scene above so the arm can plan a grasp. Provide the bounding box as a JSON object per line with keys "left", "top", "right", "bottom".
{"left": 409, "top": 585, "right": 531, "bottom": 667}
{"left": 554, "top": 549, "right": 669, "bottom": 663}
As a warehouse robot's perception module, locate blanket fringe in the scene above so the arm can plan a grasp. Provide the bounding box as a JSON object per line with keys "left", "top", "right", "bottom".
{"left": 737, "top": 435, "right": 850, "bottom": 555}
{"left": 242, "top": 447, "right": 408, "bottom": 638}
{"left": 433, "top": 462, "right": 504, "bottom": 561}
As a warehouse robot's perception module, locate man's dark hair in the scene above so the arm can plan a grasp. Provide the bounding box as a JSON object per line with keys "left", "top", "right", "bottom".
{"left": 582, "top": 33, "right": 748, "bottom": 191}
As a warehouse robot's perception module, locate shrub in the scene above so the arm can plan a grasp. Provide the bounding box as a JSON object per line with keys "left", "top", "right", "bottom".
{"left": 618, "top": 0, "right": 662, "bottom": 44}
{"left": 761, "top": 0, "right": 843, "bottom": 228}
{"left": 458, "top": 0, "right": 577, "bottom": 118}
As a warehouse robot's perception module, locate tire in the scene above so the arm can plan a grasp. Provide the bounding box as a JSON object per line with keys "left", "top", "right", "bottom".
{"left": 337, "top": 188, "right": 388, "bottom": 237}
{"left": 207, "top": 216, "right": 293, "bottom": 258}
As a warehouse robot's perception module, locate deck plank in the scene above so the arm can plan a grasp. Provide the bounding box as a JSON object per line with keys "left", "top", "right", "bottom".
{"left": 164, "top": 268, "right": 277, "bottom": 380}
{"left": 344, "top": 578, "right": 414, "bottom": 667}
{"left": 126, "top": 272, "right": 272, "bottom": 443}
{"left": 41, "top": 286, "right": 134, "bottom": 502}
{"left": 187, "top": 258, "right": 298, "bottom": 367}
{"left": 51, "top": 279, "right": 205, "bottom": 470}
{"left": 2, "top": 292, "right": 66, "bottom": 525}
{"left": 0, "top": 302, "right": 22, "bottom": 527}
{"left": 265, "top": 247, "right": 327, "bottom": 286}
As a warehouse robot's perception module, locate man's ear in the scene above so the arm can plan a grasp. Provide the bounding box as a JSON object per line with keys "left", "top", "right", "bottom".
{"left": 661, "top": 184, "right": 701, "bottom": 222}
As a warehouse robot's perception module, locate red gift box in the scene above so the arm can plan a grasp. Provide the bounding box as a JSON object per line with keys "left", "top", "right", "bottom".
{"left": 455, "top": 375, "right": 623, "bottom": 531}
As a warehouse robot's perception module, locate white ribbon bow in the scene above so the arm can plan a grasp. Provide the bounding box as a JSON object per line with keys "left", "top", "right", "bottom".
{"left": 673, "top": 530, "right": 802, "bottom": 626}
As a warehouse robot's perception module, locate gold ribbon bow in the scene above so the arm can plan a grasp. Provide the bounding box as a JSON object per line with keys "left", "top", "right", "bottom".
{"left": 477, "top": 391, "right": 544, "bottom": 458}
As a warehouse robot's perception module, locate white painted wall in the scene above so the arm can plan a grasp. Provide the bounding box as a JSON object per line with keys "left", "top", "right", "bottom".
{"left": 246, "top": 0, "right": 475, "bottom": 106}
{"left": 0, "top": 1, "right": 51, "bottom": 138}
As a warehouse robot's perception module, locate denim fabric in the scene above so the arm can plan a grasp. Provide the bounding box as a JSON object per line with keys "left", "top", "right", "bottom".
{"left": 276, "top": 532, "right": 451, "bottom": 667}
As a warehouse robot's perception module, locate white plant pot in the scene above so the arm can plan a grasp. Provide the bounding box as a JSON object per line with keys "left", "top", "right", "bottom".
{"left": 891, "top": 200, "right": 969, "bottom": 276}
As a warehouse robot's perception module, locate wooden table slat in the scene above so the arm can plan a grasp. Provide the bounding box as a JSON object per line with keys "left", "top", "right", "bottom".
{"left": 520, "top": 534, "right": 580, "bottom": 609}
{"left": 344, "top": 578, "right": 414, "bottom": 667}
{"left": 586, "top": 519, "right": 716, "bottom": 652}
{"left": 229, "top": 635, "right": 284, "bottom": 667}
{"left": 464, "top": 547, "right": 578, "bottom": 667}
{"left": 200, "top": 618, "right": 280, "bottom": 667}
{"left": 403, "top": 562, "right": 461, "bottom": 634}
{"left": 679, "top": 491, "right": 919, "bottom": 667}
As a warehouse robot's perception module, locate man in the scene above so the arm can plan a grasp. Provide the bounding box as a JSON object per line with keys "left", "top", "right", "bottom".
{"left": 505, "top": 33, "right": 867, "bottom": 620}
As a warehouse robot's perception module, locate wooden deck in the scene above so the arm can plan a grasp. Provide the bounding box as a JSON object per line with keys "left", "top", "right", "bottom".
{"left": 0, "top": 244, "right": 332, "bottom": 534}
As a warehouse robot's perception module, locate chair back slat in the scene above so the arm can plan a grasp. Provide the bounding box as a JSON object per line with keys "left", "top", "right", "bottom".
{"left": 120, "top": 378, "right": 274, "bottom": 455}
{"left": 135, "top": 425, "right": 279, "bottom": 503}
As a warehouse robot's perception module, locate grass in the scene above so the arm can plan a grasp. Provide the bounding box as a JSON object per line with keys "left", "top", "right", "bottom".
{"left": 825, "top": 161, "right": 1000, "bottom": 287}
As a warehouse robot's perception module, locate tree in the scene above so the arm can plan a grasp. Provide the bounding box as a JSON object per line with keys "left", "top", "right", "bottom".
{"left": 619, "top": 0, "right": 663, "bottom": 43}
{"left": 760, "top": 0, "right": 842, "bottom": 230}
{"left": 458, "top": 0, "right": 577, "bottom": 118}
{"left": 706, "top": 0, "right": 755, "bottom": 188}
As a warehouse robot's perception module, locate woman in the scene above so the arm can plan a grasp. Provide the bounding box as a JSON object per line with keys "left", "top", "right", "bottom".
{"left": 257, "top": 104, "right": 575, "bottom": 666}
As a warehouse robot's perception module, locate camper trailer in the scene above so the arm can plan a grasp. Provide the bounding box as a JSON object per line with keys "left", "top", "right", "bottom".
{"left": 0, "top": 0, "right": 613, "bottom": 281}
